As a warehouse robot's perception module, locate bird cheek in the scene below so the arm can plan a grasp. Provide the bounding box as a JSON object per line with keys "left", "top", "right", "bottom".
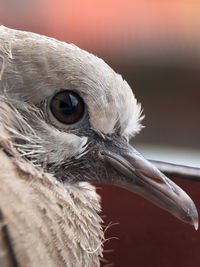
{"left": 73, "top": 135, "right": 88, "bottom": 158}
{"left": 47, "top": 131, "right": 88, "bottom": 164}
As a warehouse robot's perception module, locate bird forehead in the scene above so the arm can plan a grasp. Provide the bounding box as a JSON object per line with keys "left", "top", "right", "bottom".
{"left": 78, "top": 75, "right": 142, "bottom": 137}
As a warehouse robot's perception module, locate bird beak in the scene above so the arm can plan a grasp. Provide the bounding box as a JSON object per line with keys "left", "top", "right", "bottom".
{"left": 99, "top": 139, "right": 198, "bottom": 229}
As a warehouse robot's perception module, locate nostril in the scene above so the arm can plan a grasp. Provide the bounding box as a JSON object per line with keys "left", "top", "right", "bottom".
{"left": 98, "top": 150, "right": 105, "bottom": 159}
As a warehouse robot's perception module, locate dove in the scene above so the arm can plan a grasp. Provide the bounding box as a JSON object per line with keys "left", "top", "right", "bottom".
{"left": 0, "top": 26, "right": 198, "bottom": 266}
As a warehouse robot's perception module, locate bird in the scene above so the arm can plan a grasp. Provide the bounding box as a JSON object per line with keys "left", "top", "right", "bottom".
{"left": 0, "top": 26, "right": 198, "bottom": 267}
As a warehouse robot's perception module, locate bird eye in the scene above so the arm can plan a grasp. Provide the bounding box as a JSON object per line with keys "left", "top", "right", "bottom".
{"left": 49, "top": 90, "right": 85, "bottom": 124}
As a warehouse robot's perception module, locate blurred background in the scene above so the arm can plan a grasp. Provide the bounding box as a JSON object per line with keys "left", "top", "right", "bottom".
{"left": 0, "top": 1, "right": 200, "bottom": 266}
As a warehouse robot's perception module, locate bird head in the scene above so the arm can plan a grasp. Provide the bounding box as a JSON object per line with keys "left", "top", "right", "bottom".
{"left": 0, "top": 26, "right": 198, "bottom": 229}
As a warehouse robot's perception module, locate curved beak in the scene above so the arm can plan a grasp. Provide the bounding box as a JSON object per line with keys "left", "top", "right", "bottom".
{"left": 99, "top": 140, "right": 198, "bottom": 230}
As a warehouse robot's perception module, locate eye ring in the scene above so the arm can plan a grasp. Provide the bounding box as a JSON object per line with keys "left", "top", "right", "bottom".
{"left": 49, "top": 90, "right": 85, "bottom": 125}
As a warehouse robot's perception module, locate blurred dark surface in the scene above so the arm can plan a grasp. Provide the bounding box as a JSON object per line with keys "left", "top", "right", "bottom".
{"left": 98, "top": 178, "right": 200, "bottom": 267}
{"left": 0, "top": 1, "right": 200, "bottom": 266}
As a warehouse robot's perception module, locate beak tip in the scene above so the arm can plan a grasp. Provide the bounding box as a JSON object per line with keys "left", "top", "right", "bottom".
{"left": 189, "top": 199, "right": 199, "bottom": 231}
{"left": 194, "top": 219, "right": 199, "bottom": 231}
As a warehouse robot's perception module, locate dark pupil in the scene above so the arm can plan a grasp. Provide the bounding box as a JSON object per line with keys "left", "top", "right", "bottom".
{"left": 50, "top": 91, "right": 84, "bottom": 124}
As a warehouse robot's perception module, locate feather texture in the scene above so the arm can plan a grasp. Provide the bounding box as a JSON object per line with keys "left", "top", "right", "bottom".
{"left": 0, "top": 25, "right": 143, "bottom": 139}
{"left": 0, "top": 98, "right": 104, "bottom": 266}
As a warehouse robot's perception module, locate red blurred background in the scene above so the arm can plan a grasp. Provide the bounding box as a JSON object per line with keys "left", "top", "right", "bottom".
{"left": 1, "top": 1, "right": 200, "bottom": 266}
